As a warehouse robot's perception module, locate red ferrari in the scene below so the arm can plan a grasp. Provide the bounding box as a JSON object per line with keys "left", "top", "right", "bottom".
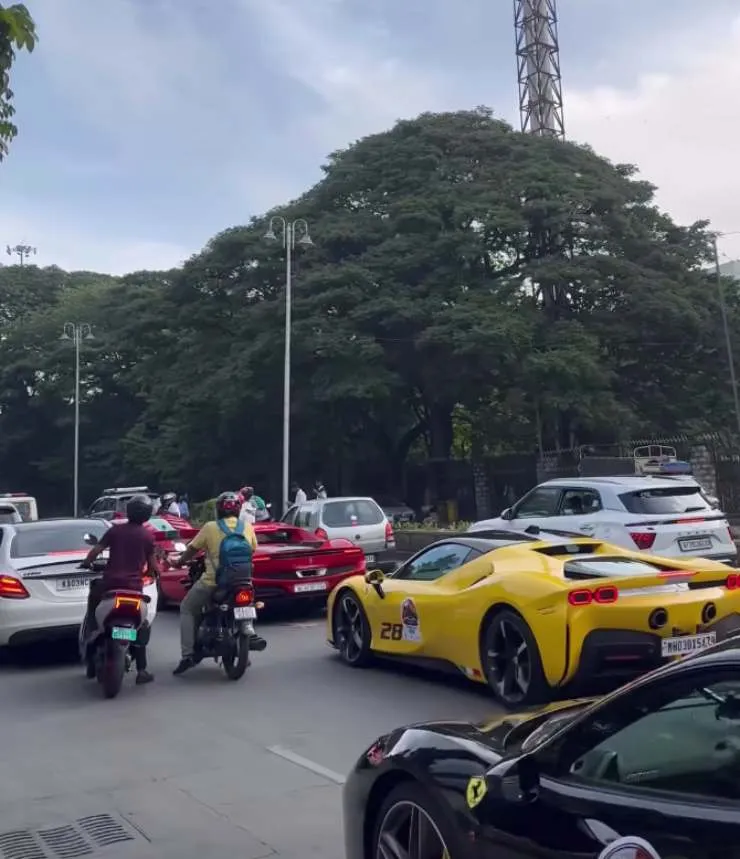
{"left": 156, "top": 521, "right": 366, "bottom": 607}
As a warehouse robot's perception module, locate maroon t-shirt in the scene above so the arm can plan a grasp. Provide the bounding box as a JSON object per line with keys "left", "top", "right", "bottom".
{"left": 99, "top": 523, "right": 155, "bottom": 590}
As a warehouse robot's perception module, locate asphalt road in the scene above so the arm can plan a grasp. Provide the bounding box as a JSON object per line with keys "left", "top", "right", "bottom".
{"left": 0, "top": 608, "right": 500, "bottom": 859}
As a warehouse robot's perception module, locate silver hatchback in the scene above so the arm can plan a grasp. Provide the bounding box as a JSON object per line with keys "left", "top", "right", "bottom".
{"left": 282, "top": 496, "right": 395, "bottom": 566}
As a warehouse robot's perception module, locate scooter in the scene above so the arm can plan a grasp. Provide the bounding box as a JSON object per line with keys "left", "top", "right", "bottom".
{"left": 78, "top": 559, "right": 151, "bottom": 699}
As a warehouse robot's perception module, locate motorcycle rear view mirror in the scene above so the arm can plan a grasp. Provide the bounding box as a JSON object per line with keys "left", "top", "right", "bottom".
{"left": 83, "top": 533, "right": 98, "bottom": 545}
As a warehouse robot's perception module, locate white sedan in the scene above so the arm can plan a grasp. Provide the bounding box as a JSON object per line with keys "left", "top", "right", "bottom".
{"left": 0, "top": 518, "right": 158, "bottom": 648}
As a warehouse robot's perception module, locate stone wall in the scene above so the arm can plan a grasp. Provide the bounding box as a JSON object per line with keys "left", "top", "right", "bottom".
{"left": 689, "top": 444, "right": 718, "bottom": 497}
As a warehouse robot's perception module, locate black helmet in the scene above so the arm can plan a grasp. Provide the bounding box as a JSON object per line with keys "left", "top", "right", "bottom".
{"left": 127, "top": 494, "right": 153, "bottom": 525}
{"left": 216, "top": 491, "right": 242, "bottom": 518}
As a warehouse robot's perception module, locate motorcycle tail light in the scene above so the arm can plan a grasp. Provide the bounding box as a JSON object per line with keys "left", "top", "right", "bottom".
{"left": 235, "top": 587, "right": 254, "bottom": 605}
{"left": 141, "top": 575, "right": 155, "bottom": 586}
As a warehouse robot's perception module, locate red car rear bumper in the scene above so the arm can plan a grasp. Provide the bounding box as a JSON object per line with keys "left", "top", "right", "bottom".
{"left": 158, "top": 569, "right": 360, "bottom": 606}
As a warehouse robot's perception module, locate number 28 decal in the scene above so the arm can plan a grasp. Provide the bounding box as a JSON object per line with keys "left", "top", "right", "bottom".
{"left": 380, "top": 622, "right": 403, "bottom": 640}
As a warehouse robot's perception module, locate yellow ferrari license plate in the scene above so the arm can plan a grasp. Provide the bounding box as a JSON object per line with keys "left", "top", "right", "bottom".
{"left": 661, "top": 632, "right": 716, "bottom": 658}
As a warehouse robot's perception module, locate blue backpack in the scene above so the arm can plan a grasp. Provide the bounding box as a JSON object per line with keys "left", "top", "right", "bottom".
{"left": 215, "top": 519, "right": 254, "bottom": 585}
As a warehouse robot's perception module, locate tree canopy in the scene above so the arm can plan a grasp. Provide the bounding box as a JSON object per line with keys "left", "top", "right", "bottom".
{"left": 0, "top": 3, "right": 37, "bottom": 159}
{"left": 0, "top": 108, "right": 735, "bottom": 514}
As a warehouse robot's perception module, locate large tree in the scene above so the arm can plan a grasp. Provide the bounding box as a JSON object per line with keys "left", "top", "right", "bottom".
{"left": 0, "top": 3, "right": 37, "bottom": 160}
{"left": 0, "top": 109, "right": 734, "bottom": 511}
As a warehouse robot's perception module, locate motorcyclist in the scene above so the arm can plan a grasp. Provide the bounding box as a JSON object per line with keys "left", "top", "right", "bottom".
{"left": 171, "top": 491, "right": 261, "bottom": 676}
{"left": 81, "top": 494, "right": 158, "bottom": 685}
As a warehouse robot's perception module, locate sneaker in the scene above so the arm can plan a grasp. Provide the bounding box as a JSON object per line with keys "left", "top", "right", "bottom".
{"left": 173, "top": 656, "right": 196, "bottom": 676}
{"left": 249, "top": 634, "right": 267, "bottom": 652}
{"left": 136, "top": 670, "right": 154, "bottom": 685}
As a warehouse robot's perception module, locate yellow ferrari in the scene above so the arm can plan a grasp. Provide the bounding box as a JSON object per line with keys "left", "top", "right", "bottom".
{"left": 326, "top": 529, "right": 740, "bottom": 706}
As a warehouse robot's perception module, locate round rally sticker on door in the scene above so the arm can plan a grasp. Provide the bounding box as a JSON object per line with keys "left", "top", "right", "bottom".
{"left": 598, "top": 837, "right": 661, "bottom": 859}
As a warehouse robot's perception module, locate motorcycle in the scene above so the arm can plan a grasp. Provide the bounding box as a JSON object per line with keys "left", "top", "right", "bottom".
{"left": 78, "top": 559, "right": 151, "bottom": 699}
{"left": 180, "top": 557, "right": 267, "bottom": 680}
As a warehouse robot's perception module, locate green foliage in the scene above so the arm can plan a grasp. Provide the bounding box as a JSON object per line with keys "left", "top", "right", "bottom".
{"left": 0, "top": 3, "right": 37, "bottom": 160}
{"left": 0, "top": 107, "right": 735, "bottom": 514}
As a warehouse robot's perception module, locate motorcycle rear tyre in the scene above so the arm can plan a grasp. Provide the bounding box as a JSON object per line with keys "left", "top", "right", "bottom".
{"left": 222, "top": 633, "right": 249, "bottom": 681}
{"left": 100, "top": 640, "right": 126, "bottom": 699}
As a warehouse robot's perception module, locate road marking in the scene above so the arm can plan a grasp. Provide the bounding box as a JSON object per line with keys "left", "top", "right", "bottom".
{"left": 267, "top": 745, "right": 346, "bottom": 784}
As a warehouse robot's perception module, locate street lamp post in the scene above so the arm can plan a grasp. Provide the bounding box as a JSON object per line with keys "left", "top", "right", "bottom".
{"left": 6, "top": 243, "right": 36, "bottom": 265}
{"left": 712, "top": 233, "right": 740, "bottom": 436}
{"left": 61, "top": 323, "right": 94, "bottom": 516}
{"left": 263, "top": 217, "right": 313, "bottom": 513}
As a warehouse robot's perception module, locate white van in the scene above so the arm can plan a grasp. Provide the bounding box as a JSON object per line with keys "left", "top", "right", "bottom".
{"left": 0, "top": 493, "right": 38, "bottom": 522}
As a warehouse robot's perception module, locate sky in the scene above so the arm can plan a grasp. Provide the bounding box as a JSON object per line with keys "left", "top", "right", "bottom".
{"left": 1, "top": 0, "right": 739, "bottom": 275}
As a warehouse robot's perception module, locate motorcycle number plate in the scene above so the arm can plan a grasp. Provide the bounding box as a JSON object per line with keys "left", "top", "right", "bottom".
{"left": 233, "top": 606, "right": 257, "bottom": 620}
{"left": 111, "top": 627, "right": 138, "bottom": 641}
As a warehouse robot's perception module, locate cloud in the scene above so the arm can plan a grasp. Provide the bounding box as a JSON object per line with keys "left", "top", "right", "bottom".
{"left": 2, "top": 0, "right": 740, "bottom": 273}
{"left": 566, "top": 10, "right": 740, "bottom": 262}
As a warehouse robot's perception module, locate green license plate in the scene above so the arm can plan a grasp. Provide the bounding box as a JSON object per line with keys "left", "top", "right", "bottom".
{"left": 111, "top": 627, "right": 138, "bottom": 642}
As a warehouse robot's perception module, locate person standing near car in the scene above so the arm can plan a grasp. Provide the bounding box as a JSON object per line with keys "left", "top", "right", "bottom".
{"left": 171, "top": 491, "right": 262, "bottom": 676}
{"left": 178, "top": 494, "right": 190, "bottom": 519}
{"left": 314, "top": 480, "right": 327, "bottom": 499}
{"left": 161, "top": 492, "right": 180, "bottom": 516}
{"left": 291, "top": 481, "right": 307, "bottom": 505}
{"left": 238, "top": 485, "right": 265, "bottom": 526}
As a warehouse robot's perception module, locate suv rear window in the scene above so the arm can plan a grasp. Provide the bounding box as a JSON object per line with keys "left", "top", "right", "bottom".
{"left": 11, "top": 522, "right": 108, "bottom": 558}
{"left": 321, "top": 500, "right": 384, "bottom": 527}
{"left": 619, "top": 486, "right": 713, "bottom": 515}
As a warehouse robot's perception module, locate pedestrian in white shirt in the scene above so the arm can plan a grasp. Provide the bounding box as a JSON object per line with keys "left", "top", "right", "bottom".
{"left": 291, "top": 481, "right": 307, "bottom": 505}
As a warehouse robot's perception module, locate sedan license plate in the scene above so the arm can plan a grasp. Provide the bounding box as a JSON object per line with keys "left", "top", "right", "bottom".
{"left": 233, "top": 606, "right": 257, "bottom": 619}
{"left": 678, "top": 537, "right": 712, "bottom": 552}
{"left": 661, "top": 632, "right": 716, "bottom": 658}
{"left": 56, "top": 577, "right": 90, "bottom": 592}
{"left": 111, "top": 627, "right": 138, "bottom": 642}
{"left": 294, "top": 581, "right": 327, "bottom": 593}
{"left": 365, "top": 554, "right": 376, "bottom": 564}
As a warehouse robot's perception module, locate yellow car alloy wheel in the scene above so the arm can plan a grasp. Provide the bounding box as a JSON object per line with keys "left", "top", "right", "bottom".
{"left": 332, "top": 591, "right": 372, "bottom": 667}
{"left": 483, "top": 608, "right": 549, "bottom": 707}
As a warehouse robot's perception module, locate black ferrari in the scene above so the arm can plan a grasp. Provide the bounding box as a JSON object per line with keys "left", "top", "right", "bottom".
{"left": 343, "top": 635, "right": 740, "bottom": 859}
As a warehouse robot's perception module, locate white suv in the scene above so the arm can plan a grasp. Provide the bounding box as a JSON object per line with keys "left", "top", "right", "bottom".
{"left": 469, "top": 476, "right": 737, "bottom": 564}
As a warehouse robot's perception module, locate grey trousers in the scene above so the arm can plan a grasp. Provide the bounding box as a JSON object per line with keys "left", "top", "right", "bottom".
{"left": 179, "top": 579, "right": 216, "bottom": 657}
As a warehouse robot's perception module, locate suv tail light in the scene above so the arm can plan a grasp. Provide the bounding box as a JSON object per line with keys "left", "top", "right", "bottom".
{"left": 630, "top": 531, "right": 656, "bottom": 550}
{"left": 0, "top": 575, "right": 29, "bottom": 599}
{"left": 315, "top": 528, "right": 329, "bottom": 541}
{"left": 384, "top": 520, "right": 395, "bottom": 548}
{"left": 568, "top": 586, "right": 618, "bottom": 606}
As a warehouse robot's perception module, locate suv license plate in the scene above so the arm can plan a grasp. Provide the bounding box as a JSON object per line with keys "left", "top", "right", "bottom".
{"left": 365, "top": 554, "right": 376, "bottom": 564}
{"left": 234, "top": 606, "right": 256, "bottom": 619}
{"left": 111, "top": 627, "right": 138, "bottom": 642}
{"left": 678, "top": 537, "right": 712, "bottom": 552}
{"left": 661, "top": 632, "right": 716, "bottom": 657}
{"left": 294, "top": 582, "right": 327, "bottom": 593}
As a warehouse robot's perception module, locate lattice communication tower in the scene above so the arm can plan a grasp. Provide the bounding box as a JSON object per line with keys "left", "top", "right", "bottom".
{"left": 514, "top": 0, "right": 565, "bottom": 140}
